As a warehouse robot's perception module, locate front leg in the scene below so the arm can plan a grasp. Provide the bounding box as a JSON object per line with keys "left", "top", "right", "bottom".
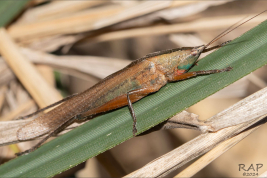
{"left": 171, "top": 67, "right": 232, "bottom": 81}
{"left": 194, "top": 40, "right": 232, "bottom": 66}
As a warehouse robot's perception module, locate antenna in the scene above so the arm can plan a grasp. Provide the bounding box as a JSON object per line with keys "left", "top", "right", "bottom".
{"left": 205, "top": 10, "right": 267, "bottom": 48}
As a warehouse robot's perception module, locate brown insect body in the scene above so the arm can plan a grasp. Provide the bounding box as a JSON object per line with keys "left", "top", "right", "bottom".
{"left": 16, "top": 11, "right": 266, "bottom": 155}
{"left": 17, "top": 47, "right": 199, "bottom": 140}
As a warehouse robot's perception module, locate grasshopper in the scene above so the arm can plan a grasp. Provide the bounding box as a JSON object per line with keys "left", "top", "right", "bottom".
{"left": 15, "top": 11, "right": 265, "bottom": 156}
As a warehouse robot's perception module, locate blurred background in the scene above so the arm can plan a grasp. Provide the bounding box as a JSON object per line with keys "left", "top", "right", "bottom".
{"left": 0, "top": 0, "right": 267, "bottom": 177}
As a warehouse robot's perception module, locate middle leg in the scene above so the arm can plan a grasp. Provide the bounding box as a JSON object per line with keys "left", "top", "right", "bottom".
{"left": 127, "top": 87, "right": 163, "bottom": 136}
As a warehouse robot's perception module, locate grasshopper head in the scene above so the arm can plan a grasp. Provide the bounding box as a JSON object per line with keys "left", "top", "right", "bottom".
{"left": 176, "top": 45, "right": 205, "bottom": 71}
{"left": 191, "top": 45, "right": 205, "bottom": 57}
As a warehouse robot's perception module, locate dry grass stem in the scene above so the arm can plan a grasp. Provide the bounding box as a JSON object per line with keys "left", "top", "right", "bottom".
{"left": 175, "top": 124, "right": 260, "bottom": 177}
{"left": 18, "top": 1, "right": 105, "bottom": 24}
{"left": 20, "top": 48, "right": 131, "bottom": 79}
{"left": 21, "top": 35, "right": 85, "bottom": 52}
{"left": 84, "top": 14, "right": 266, "bottom": 44}
{"left": 15, "top": 2, "right": 228, "bottom": 52}
{"left": 91, "top": 1, "right": 172, "bottom": 30}
{"left": 126, "top": 116, "right": 265, "bottom": 177}
{"left": 0, "top": 111, "right": 194, "bottom": 147}
{"left": 8, "top": 5, "right": 124, "bottom": 41}
{"left": 0, "top": 100, "right": 35, "bottom": 121}
{"left": 114, "top": 1, "right": 227, "bottom": 29}
{"left": 0, "top": 28, "right": 61, "bottom": 107}
{"left": 259, "top": 170, "right": 267, "bottom": 177}
{"left": 204, "top": 86, "right": 267, "bottom": 132}
{"left": 8, "top": 1, "right": 209, "bottom": 43}
{"left": 125, "top": 86, "right": 267, "bottom": 177}
{"left": 156, "top": 1, "right": 229, "bottom": 20}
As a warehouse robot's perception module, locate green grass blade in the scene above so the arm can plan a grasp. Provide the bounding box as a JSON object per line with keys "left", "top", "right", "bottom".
{"left": 0, "top": 0, "right": 29, "bottom": 27}
{"left": 0, "top": 20, "right": 267, "bottom": 177}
